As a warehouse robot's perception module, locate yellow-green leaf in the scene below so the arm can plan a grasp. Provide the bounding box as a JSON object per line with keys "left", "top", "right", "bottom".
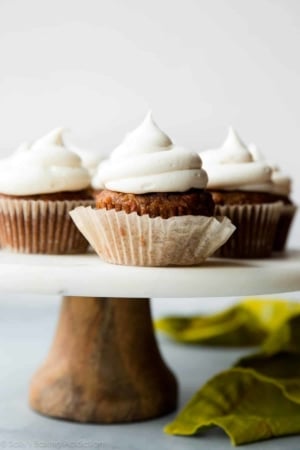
{"left": 155, "top": 299, "right": 300, "bottom": 347}
{"left": 163, "top": 299, "right": 300, "bottom": 445}
{"left": 165, "top": 367, "right": 300, "bottom": 446}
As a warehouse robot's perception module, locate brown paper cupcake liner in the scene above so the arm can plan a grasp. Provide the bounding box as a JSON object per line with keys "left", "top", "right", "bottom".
{"left": 0, "top": 198, "right": 94, "bottom": 254}
{"left": 273, "top": 204, "right": 297, "bottom": 252}
{"left": 70, "top": 207, "right": 236, "bottom": 266}
{"left": 213, "top": 201, "right": 283, "bottom": 258}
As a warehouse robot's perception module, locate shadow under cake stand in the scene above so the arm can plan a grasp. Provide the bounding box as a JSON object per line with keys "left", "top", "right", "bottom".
{"left": 1, "top": 250, "right": 300, "bottom": 423}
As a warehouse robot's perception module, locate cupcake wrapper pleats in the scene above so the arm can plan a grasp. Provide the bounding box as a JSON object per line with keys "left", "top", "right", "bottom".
{"left": 70, "top": 207, "right": 236, "bottom": 266}
{"left": 214, "top": 202, "right": 283, "bottom": 258}
{"left": 0, "top": 198, "right": 94, "bottom": 254}
{"left": 273, "top": 204, "right": 297, "bottom": 252}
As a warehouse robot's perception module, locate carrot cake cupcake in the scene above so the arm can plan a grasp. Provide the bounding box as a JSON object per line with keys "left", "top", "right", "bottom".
{"left": 0, "top": 128, "right": 94, "bottom": 254}
{"left": 70, "top": 112, "right": 235, "bottom": 266}
{"left": 199, "top": 127, "right": 283, "bottom": 258}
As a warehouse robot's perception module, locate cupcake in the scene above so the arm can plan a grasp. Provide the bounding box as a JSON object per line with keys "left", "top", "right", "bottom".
{"left": 0, "top": 128, "right": 94, "bottom": 254}
{"left": 249, "top": 143, "right": 297, "bottom": 252}
{"left": 199, "top": 127, "right": 283, "bottom": 258}
{"left": 70, "top": 112, "right": 235, "bottom": 266}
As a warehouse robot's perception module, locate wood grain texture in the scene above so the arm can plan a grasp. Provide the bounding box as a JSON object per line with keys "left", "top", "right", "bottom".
{"left": 29, "top": 296, "right": 178, "bottom": 423}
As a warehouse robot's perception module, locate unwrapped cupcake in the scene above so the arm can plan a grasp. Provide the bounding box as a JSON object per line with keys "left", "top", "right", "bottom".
{"left": 0, "top": 128, "right": 94, "bottom": 254}
{"left": 199, "top": 128, "right": 283, "bottom": 258}
{"left": 70, "top": 112, "right": 235, "bottom": 266}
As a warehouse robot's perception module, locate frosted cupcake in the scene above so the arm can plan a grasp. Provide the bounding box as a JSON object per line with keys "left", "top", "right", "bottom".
{"left": 0, "top": 128, "right": 94, "bottom": 254}
{"left": 249, "top": 143, "right": 297, "bottom": 252}
{"left": 70, "top": 113, "right": 235, "bottom": 266}
{"left": 199, "top": 128, "right": 283, "bottom": 258}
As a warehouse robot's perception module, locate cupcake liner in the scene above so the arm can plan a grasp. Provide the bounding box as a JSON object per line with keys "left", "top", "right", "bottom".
{"left": 273, "top": 204, "right": 297, "bottom": 252}
{"left": 213, "top": 201, "right": 283, "bottom": 258}
{"left": 69, "top": 207, "right": 236, "bottom": 267}
{"left": 0, "top": 198, "right": 94, "bottom": 254}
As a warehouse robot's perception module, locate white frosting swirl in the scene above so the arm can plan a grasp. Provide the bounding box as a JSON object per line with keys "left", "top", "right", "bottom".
{"left": 249, "top": 143, "right": 291, "bottom": 196}
{"left": 271, "top": 169, "right": 291, "bottom": 196}
{"left": 200, "top": 127, "right": 272, "bottom": 191}
{"left": 65, "top": 137, "right": 104, "bottom": 177}
{"left": 71, "top": 148, "right": 103, "bottom": 175}
{"left": 0, "top": 128, "right": 90, "bottom": 195}
{"left": 92, "top": 112, "right": 208, "bottom": 193}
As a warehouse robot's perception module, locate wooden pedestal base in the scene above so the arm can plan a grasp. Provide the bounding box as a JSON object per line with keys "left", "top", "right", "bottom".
{"left": 29, "top": 296, "right": 178, "bottom": 423}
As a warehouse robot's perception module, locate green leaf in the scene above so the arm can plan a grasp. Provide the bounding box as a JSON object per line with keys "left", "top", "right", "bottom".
{"left": 155, "top": 299, "right": 300, "bottom": 347}
{"left": 163, "top": 299, "right": 300, "bottom": 445}
{"left": 262, "top": 315, "right": 300, "bottom": 355}
{"left": 237, "top": 352, "right": 300, "bottom": 404}
{"left": 165, "top": 368, "right": 300, "bottom": 446}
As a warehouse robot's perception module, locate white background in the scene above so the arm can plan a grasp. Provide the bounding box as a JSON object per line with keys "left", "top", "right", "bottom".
{"left": 0, "top": 0, "right": 299, "bottom": 253}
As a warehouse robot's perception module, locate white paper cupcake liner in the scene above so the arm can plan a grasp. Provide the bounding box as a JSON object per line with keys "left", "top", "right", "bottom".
{"left": 213, "top": 201, "right": 283, "bottom": 258}
{"left": 70, "top": 207, "right": 236, "bottom": 266}
{"left": 0, "top": 198, "right": 94, "bottom": 254}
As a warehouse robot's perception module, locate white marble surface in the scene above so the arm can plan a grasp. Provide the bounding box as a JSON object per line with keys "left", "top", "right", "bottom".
{"left": 0, "top": 249, "right": 300, "bottom": 298}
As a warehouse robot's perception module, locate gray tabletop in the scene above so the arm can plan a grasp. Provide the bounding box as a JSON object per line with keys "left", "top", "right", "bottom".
{"left": 1, "top": 295, "right": 300, "bottom": 450}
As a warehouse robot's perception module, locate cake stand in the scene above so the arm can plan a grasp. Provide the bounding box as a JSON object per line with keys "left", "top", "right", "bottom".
{"left": 1, "top": 249, "right": 300, "bottom": 424}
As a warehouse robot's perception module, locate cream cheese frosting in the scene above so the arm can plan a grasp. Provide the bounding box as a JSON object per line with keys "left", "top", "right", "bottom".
{"left": 70, "top": 147, "right": 103, "bottom": 176}
{"left": 249, "top": 143, "right": 291, "bottom": 196}
{"left": 65, "top": 136, "right": 104, "bottom": 177}
{"left": 199, "top": 127, "right": 273, "bottom": 191}
{"left": 92, "top": 112, "right": 208, "bottom": 194}
{"left": 0, "top": 128, "right": 90, "bottom": 196}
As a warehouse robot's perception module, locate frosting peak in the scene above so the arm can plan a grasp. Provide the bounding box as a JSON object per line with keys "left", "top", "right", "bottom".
{"left": 111, "top": 111, "right": 173, "bottom": 160}
{"left": 92, "top": 113, "right": 208, "bottom": 194}
{"left": 201, "top": 127, "right": 252, "bottom": 167}
{"left": 221, "top": 127, "right": 252, "bottom": 163}
{"left": 199, "top": 128, "right": 272, "bottom": 191}
{"left": 31, "top": 127, "right": 65, "bottom": 150}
